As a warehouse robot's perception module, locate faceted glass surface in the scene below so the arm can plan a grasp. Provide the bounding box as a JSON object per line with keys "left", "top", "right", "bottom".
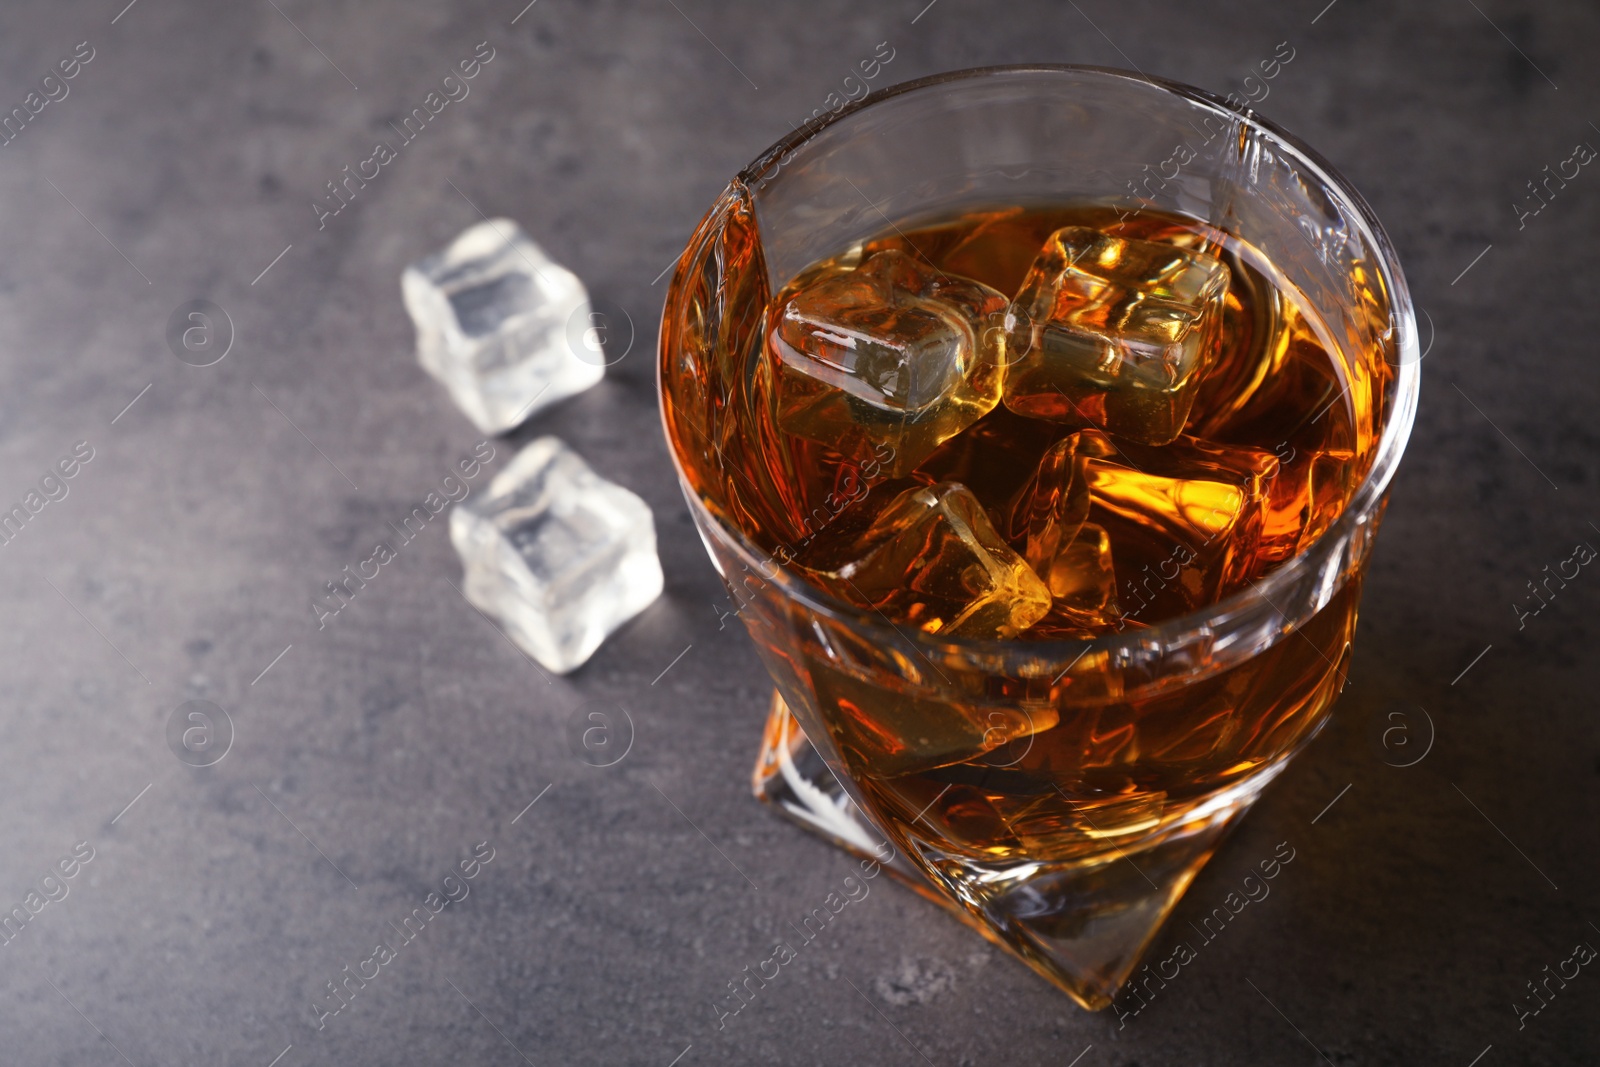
{"left": 771, "top": 250, "right": 1007, "bottom": 476}
{"left": 1003, "top": 226, "right": 1230, "bottom": 445}
{"left": 402, "top": 218, "right": 602, "bottom": 434}
{"left": 750, "top": 691, "right": 1259, "bottom": 1010}
{"left": 449, "top": 436, "right": 662, "bottom": 673}
{"left": 805, "top": 625, "right": 1059, "bottom": 779}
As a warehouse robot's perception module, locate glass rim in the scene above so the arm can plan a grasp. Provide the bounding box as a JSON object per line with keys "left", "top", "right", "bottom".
{"left": 661, "top": 63, "right": 1422, "bottom": 665}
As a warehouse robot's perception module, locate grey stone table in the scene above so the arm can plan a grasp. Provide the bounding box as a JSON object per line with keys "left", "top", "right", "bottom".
{"left": 0, "top": 1, "right": 1594, "bottom": 1064}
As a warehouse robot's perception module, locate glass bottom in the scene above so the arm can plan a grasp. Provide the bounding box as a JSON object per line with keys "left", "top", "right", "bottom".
{"left": 752, "top": 690, "right": 1285, "bottom": 1010}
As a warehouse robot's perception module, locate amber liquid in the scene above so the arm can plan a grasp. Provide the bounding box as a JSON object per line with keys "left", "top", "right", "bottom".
{"left": 663, "top": 198, "right": 1384, "bottom": 872}
{"left": 776, "top": 206, "right": 1365, "bottom": 624}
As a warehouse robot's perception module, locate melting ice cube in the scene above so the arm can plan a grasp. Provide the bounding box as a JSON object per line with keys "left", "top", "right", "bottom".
{"left": 1003, "top": 226, "right": 1230, "bottom": 446}
{"left": 1079, "top": 431, "right": 1278, "bottom": 611}
{"left": 798, "top": 480, "right": 1050, "bottom": 640}
{"left": 403, "top": 219, "right": 602, "bottom": 434}
{"left": 449, "top": 437, "right": 662, "bottom": 674}
{"left": 771, "top": 250, "right": 1008, "bottom": 476}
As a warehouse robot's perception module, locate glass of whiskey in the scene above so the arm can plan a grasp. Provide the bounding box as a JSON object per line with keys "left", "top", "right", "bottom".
{"left": 657, "top": 66, "right": 1420, "bottom": 1010}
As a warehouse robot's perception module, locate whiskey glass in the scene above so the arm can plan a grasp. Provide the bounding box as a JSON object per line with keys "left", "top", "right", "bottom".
{"left": 657, "top": 66, "right": 1419, "bottom": 1009}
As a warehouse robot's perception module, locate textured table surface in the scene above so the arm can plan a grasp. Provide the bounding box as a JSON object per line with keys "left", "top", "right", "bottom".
{"left": 0, "top": 1, "right": 1596, "bottom": 1064}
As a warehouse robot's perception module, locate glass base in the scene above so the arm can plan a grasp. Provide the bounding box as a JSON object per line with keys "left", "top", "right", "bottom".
{"left": 752, "top": 691, "right": 1273, "bottom": 1010}
{"left": 750, "top": 690, "right": 965, "bottom": 911}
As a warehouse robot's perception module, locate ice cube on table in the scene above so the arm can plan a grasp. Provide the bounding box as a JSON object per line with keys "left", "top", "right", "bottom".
{"left": 770, "top": 250, "right": 1007, "bottom": 476}
{"left": 402, "top": 219, "right": 602, "bottom": 435}
{"left": 798, "top": 481, "right": 1050, "bottom": 640}
{"left": 449, "top": 436, "right": 662, "bottom": 674}
{"left": 1003, "top": 226, "right": 1230, "bottom": 446}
